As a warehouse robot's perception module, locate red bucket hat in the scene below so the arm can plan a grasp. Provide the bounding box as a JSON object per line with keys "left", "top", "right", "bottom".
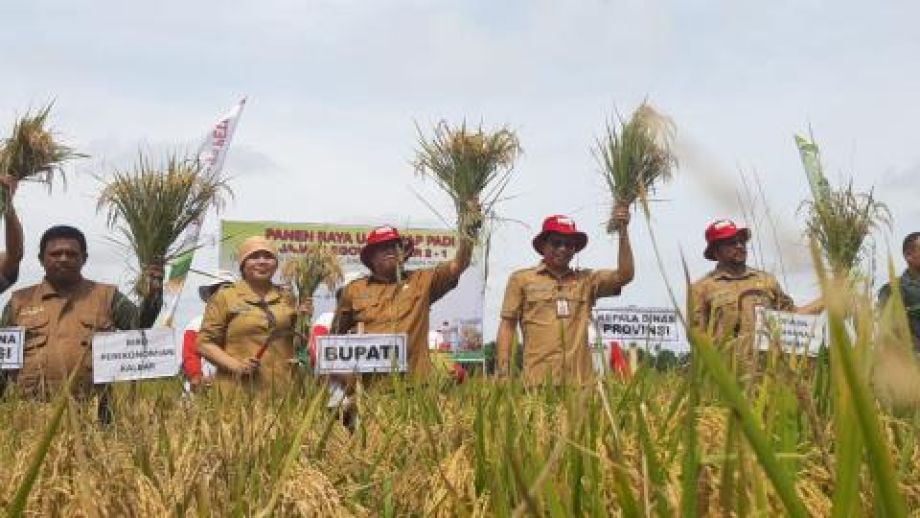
{"left": 703, "top": 219, "right": 750, "bottom": 261}
{"left": 360, "top": 225, "right": 415, "bottom": 269}
{"left": 532, "top": 215, "right": 588, "bottom": 254}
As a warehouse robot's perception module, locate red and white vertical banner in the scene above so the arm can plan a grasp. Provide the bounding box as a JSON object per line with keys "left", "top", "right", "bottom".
{"left": 156, "top": 97, "right": 247, "bottom": 327}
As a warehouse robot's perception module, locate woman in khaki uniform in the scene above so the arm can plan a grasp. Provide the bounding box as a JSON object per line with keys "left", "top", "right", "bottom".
{"left": 197, "top": 236, "right": 304, "bottom": 392}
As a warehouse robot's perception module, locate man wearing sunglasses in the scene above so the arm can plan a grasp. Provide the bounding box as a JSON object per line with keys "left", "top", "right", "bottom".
{"left": 332, "top": 219, "right": 476, "bottom": 381}
{"left": 495, "top": 203, "right": 634, "bottom": 386}
{"left": 689, "top": 219, "right": 822, "bottom": 352}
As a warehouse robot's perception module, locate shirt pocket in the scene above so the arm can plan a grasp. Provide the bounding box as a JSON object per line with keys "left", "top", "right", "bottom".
{"left": 522, "top": 288, "right": 556, "bottom": 324}
{"left": 79, "top": 316, "right": 113, "bottom": 348}
{"left": 354, "top": 290, "right": 422, "bottom": 325}
{"left": 18, "top": 314, "right": 50, "bottom": 352}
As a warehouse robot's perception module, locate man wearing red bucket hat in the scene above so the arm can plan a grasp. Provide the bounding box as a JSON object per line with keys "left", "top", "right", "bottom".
{"left": 690, "top": 219, "right": 822, "bottom": 348}
{"left": 331, "top": 220, "right": 476, "bottom": 380}
{"left": 496, "top": 203, "right": 634, "bottom": 386}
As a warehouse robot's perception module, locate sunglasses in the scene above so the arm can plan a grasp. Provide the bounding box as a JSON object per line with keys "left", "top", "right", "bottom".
{"left": 718, "top": 237, "right": 747, "bottom": 248}
{"left": 547, "top": 236, "right": 579, "bottom": 250}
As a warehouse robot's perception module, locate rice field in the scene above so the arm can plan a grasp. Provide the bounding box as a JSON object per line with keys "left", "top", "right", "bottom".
{"left": 2, "top": 293, "right": 919, "bottom": 518}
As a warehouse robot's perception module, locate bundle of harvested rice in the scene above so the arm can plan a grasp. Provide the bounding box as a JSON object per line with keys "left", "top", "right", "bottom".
{"left": 281, "top": 246, "right": 343, "bottom": 353}
{"left": 595, "top": 102, "right": 677, "bottom": 233}
{"left": 795, "top": 133, "right": 889, "bottom": 275}
{"left": 0, "top": 104, "right": 84, "bottom": 213}
{"left": 413, "top": 120, "right": 521, "bottom": 239}
{"left": 98, "top": 152, "right": 230, "bottom": 297}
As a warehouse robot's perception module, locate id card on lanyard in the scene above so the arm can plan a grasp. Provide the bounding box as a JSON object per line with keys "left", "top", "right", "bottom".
{"left": 556, "top": 298, "right": 571, "bottom": 318}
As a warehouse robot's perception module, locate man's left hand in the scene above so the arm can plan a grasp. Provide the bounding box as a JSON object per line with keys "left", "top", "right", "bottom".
{"left": 611, "top": 202, "right": 631, "bottom": 229}
{"left": 144, "top": 263, "right": 165, "bottom": 290}
{"left": 298, "top": 299, "right": 314, "bottom": 316}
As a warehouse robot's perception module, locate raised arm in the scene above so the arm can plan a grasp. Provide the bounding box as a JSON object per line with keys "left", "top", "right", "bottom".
{"left": 447, "top": 200, "right": 482, "bottom": 279}
{"left": 0, "top": 176, "right": 23, "bottom": 288}
{"left": 611, "top": 202, "right": 634, "bottom": 285}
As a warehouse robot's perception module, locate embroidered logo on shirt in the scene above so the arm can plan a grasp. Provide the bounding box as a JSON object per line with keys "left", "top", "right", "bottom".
{"left": 20, "top": 305, "right": 44, "bottom": 317}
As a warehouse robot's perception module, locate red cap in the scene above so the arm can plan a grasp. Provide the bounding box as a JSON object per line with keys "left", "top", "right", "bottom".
{"left": 532, "top": 215, "right": 588, "bottom": 254}
{"left": 704, "top": 219, "right": 750, "bottom": 260}
{"left": 360, "top": 225, "right": 415, "bottom": 269}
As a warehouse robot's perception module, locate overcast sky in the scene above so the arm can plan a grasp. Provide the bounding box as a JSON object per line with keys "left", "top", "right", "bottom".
{"left": 1, "top": 0, "right": 918, "bottom": 339}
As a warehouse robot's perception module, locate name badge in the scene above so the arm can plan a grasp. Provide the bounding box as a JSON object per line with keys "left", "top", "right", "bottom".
{"left": 556, "top": 298, "right": 570, "bottom": 318}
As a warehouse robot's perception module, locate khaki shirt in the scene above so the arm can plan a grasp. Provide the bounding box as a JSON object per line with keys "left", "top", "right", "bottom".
{"left": 331, "top": 264, "right": 459, "bottom": 379}
{"left": 689, "top": 266, "right": 793, "bottom": 346}
{"left": 1, "top": 279, "right": 157, "bottom": 398}
{"left": 197, "top": 281, "right": 297, "bottom": 390}
{"left": 500, "top": 263, "right": 626, "bottom": 387}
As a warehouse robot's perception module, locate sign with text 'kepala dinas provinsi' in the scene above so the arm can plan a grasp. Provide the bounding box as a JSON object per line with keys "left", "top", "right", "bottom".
{"left": 315, "top": 333, "right": 408, "bottom": 374}
{"left": 754, "top": 308, "right": 827, "bottom": 356}
{"left": 0, "top": 327, "right": 24, "bottom": 370}
{"left": 92, "top": 329, "right": 180, "bottom": 383}
{"left": 593, "top": 307, "right": 681, "bottom": 344}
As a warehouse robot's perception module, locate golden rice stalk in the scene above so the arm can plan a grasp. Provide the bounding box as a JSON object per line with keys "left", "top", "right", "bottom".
{"left": 281, "top": 245, "right": 343, "bottom": 302}
{"left": 97, "top": 152, "right": 230, "bottom": 297}
{"left": 801, "top": 183, "right": 889, "bottom": 276}
{"left": 413, "top": 120, "right": 521, "bottom": 239}
{"left": 595, "top": 102, "right": 677, "bottom": 233}
{"left": 0, "top": 104, "right": 85, "bottom": 213}
{"left": 281, "top": 245, "right": 343, "bottom": 351}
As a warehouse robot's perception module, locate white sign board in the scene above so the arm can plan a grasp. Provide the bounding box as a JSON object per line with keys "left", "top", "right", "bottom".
{"left": 92, "top": 328, "right": 180, "bottom": 383}
{"left": 593, "top": 307, "right": 681, "bottom": 344}
{"left": 0, "top": 327, "right": 24, "bottom": 370}
{"left": 754, "top": 308, "right": 827, "bottom": 356}
{"left": 315, "top": 333, "right": 408, "bottom": 374}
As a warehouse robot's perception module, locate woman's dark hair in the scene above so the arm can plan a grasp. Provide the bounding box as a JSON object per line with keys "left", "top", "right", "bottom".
{"left": 39, "top": 225, "right": 87, "bottom": 257}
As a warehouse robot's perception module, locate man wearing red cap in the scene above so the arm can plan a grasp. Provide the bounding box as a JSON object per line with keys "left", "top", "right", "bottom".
{"left": 331, "top": 223, "right": 476, "bottom": 380}
{"left": 690, "top": 219, "right": 821, "bottom": 350}
{"left": 496, "top": 204, "right": 634, "bottom": 386}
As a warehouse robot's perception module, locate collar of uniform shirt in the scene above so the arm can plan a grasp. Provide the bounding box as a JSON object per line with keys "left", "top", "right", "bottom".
{"left": 712, "top": 265, "right": 756, "bottom": 280}
{"left": 237, "top": 281, "right": 283, "bottom": 305}
{"left": 38, "top": 277, "right": 91, "bottom": 300}
{"left": 368, "top": 270, "right": 413, "bottom": 285}
{"left": 536, "top": 261, "right": 577, "bottom": 280}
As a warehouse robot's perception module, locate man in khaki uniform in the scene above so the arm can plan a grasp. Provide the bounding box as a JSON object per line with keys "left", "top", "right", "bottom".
{"left": 1, "top": 225, "right": 163, "bottom": 399}
{"left": 332, "top": 224, "right": 475, "bottom": 380}
{"left": 496, "top": 204, "right": 634, "bottom": 386}
{"left": 689, "top": 219, "right": 821, "bottom": 352}
{"left": 877, "top": 232, "right": 920, "bottom": 352}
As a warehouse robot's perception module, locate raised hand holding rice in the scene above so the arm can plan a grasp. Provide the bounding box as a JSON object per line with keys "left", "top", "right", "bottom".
{"left": 97, "top": 152, "right": 230, "bottom": 300}
{"left": 0, "top": 105, "right": 84, "bottom": 214}
{"left": 413, "top": 120, "right": 521, "bottom": 242}
{"left": 595, "top": 102, "right": 677, "bottom": 233}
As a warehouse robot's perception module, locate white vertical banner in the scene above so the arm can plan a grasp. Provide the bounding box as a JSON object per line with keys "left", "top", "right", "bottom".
{"left": 157, "top": 97, "right": 247, "bottom": 327}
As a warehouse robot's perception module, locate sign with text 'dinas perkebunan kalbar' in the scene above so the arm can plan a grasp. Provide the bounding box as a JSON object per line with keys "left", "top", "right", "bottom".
{"left": 315, "top": 333, "right": 408, "bottom": 374}
{"left": 92, "top": 329, "right": 180, "bottom": 383}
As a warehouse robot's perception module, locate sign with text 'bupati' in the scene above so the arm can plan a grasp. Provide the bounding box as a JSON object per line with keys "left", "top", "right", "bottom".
{"left": 754, "top": 308, "right": 826, "bottom": 356}
{"left": 0, "top": 327, "right": 24, "bottom": 370}
{"left": 315, "top": 333, "right": 408, "bottom": 374}
{"left": 92, "top": 329, "right": 180, "bottom": 383}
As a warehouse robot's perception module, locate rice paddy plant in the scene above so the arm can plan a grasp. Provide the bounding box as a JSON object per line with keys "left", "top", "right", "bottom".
{"left": 3, "top": 269, "right": 920, "bottom": 517}
{"left": 0, "top": 104, "right": 84, "bottom": 213}
{"left": 412, "top": 120, "right": 521, "bottom": 239}
{"left": 796, "top": 133, "right": 890, "bottom": 276}
{"left": 97, "top": 152, "right": 230, "bottom": 297}
{"left": 595, "top": 102, "right": 678, "bottom": 233}
{"left": 281, "top": 246, "right": 343, "bottom": 357}
{"left": 0, "top": 365, "right": 918, "bottom": 515}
